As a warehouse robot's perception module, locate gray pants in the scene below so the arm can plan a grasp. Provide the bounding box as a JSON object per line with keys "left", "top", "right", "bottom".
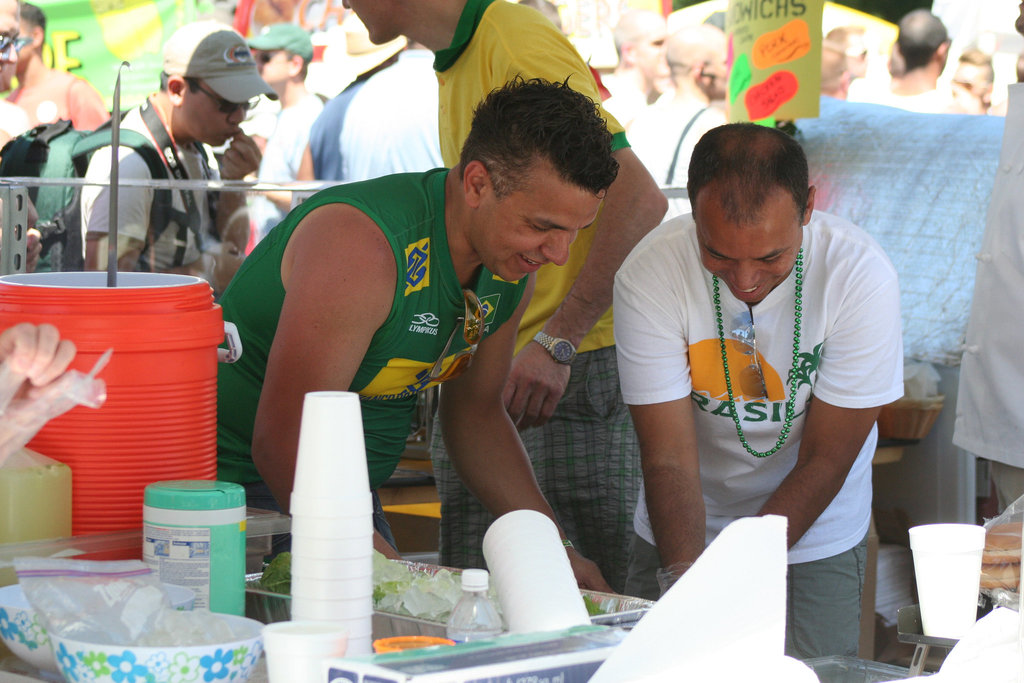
{"left": 626, "top": 530, "right": 867, "bottom": 659}
{"left": 431, "top": 345, "right": 641, "bottom": 593}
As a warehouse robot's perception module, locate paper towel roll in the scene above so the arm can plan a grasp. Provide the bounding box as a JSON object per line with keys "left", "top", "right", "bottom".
{"left": 482, "top": 510, "right": 590, "bottom": 633}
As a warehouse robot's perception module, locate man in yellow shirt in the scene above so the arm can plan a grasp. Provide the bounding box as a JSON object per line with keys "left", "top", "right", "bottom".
{"left": 346, "top": 0, "right": 667, "bottom": 591}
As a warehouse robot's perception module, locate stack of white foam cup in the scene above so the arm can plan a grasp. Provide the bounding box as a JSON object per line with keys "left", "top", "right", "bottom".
{"left": 289, "top": 391, "right": 375, "bottom": 656}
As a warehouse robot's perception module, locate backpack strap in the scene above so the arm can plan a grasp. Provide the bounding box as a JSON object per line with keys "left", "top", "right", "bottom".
{"left": 71, "top": 126, "right": 185, "bottom": 268}
{"left": 664, "top": 107, "right": 709, "bottom": 187}
{"left": 139, "top": 100, "right": 202, "bottom": 268}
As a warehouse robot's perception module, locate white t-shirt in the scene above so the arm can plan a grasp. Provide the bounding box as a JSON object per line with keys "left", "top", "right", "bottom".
{"left": 614, "top": 210, "right": 904, "bottom": 563}
{"left": 249, "top": 92, "right": 324, "bottom": 239}
{"left": 338, "top": 50, "right": 442, "bottom": 183}
{"left": 628, "top": 101, "right": 727, "bottom": 220}
{"left": 82, "top": 105, "right": 217, "bottom": 272}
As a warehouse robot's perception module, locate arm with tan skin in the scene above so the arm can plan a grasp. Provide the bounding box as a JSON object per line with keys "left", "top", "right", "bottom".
{"left": 630, "top": 397, "right": 706, "bottom": 570}
{"left": 758, "top": 399, "right": 882, "bottom": 548}
{"left": 296, "top": 144, "right": 315, "bottom": 182}
{"left": 211, "top": 132, "right": 262, "bottom": 291}
{"left": 441, "top": 279, "right": 612, "bottom": 591}
{"left": 503, "top": 148, "right": 667, "bottom": 427}
{"left": 250, "top": 202, "right": 403, "bottom": 558}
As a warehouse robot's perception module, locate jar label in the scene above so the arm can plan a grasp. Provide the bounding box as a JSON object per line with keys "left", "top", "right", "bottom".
{"left": 143, "top": 523, "right": 212, "bottom": 608}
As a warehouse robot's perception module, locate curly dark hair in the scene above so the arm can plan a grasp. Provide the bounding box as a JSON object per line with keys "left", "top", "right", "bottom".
{"left": 688, "top": 123, "right": 809, "bottom": 223}
{"left": 460, "top": 76, "right": 618, "bottom": 198}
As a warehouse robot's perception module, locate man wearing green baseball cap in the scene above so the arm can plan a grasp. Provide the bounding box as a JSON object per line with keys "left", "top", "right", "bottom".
{"left": 248, "top": 23, "right": 324, "bottom": 240}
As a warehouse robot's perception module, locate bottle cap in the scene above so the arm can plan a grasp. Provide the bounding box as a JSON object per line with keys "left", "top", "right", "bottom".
{"left": 461, "top": 568, "right": 489, "bottom": 591}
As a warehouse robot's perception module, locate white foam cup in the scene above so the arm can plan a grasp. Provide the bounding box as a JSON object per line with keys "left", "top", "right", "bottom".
{"left": 291, "top": 532, "right": 374, "bottom": 558}
{"left": 482, "top": 509, "right": 590, "bottom": 633}
{"left": 291, "top": 596, "right": 374, "bottom": 623}
{"left": 346, "top": 633, "right": 373, "bottom": 657}
{"left": 290, "top": 491, "right": 374, "bottom": 519}
{"left": 262, "top": 621, "right": 348, "bottom": 683}
{"left": 908, "top": 523, "right": 985, "bottom": 639}
{"left": 290, "top": 511, "right": 374, "bottom": 540}
{"left": 290, "top": 569, "right": 373, "bottom": 598}
{"left": 291, "top": 552, "right": 374, "bottom": 579}
{"left": 293, "top": 391, "right": 370, "bottom": 499}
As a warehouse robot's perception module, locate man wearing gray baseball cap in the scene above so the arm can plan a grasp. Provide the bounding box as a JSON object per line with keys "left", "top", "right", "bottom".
{"left": 82, "top": 21, "right": 275, "bottom": 293}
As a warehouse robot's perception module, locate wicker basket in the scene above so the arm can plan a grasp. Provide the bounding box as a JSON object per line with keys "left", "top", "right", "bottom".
{"left": 877, "top": 395, "right": 944, "bottom": 441}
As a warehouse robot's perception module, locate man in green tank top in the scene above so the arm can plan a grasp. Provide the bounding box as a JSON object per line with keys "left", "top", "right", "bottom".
{"left": 217, "top": 78, "right": 619, "bottom": 589}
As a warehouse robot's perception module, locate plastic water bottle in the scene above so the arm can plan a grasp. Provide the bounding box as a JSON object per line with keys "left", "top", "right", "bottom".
{"left": 446, "top": 568, "right": 503, "bottom": 642}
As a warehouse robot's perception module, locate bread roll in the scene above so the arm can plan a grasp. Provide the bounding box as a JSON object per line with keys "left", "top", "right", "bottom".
{"left": 982, "top": 522, "right": 1021, "bottom": 591}
{"left": 981, "top": 560, "right": 1020, "bottom": 591}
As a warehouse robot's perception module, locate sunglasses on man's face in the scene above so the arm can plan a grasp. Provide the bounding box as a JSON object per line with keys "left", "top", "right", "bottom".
{"left": 429, "top": 289, "right": 485, "bottom": 382}
{"left": 0, "top": 34, "right": 29, "bottom": 59}
{"left": 254, "top": 51, "right": 283, "bottom": 65}
{"left": 187, "top": 78, "right": 260, "bottom": 115}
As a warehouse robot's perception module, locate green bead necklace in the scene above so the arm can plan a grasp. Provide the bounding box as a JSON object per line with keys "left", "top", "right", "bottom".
{"left": 712, "top": 248, "right": 803, "bottom": 458}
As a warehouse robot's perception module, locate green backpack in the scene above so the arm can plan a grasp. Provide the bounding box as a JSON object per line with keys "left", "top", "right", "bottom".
{"left": 0, "top": 118, "right": 173, "bottom": 272}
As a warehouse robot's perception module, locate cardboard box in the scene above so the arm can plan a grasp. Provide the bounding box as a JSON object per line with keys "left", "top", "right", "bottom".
{"left": 326, "top": 625, "right": 626, "bottom": 683}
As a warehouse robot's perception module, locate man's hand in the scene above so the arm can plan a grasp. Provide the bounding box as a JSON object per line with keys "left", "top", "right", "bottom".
{"left": 25, "top": 228, "right": 40, "bottom": 273}
{"left": 567, "top": 546, "right": 612, "bottom": 592}
{"left": 212, "top": 242, "right": 245, "bottom": 295}
{"left": 220, "top": 132, "right": 262, "bottom": 181}
{"left": 502, "top": 341, "right": 570, "bottom": 429}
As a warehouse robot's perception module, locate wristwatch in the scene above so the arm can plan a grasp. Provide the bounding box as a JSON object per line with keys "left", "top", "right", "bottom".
{"left": 533, "top": 330, "right": 577, "bottom": 364}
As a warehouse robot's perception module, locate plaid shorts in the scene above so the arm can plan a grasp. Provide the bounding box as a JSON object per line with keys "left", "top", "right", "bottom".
{"left": 431, "top": 345, "right": 641, "bottom": 593}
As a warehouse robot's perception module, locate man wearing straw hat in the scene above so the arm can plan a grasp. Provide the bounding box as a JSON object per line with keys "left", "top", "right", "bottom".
{"left": 81, "top": 21, "right": 275, "bottom": 294}
{"left": 216, "top": 77, "right": 617, "bottom": 590}
{"left": 296, "top": 14, "right": 407, "bottom": 182}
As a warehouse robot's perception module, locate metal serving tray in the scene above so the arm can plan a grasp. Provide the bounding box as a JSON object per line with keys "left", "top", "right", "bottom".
{"left": 244, "top": 561, "right": 653, "bottom": 637}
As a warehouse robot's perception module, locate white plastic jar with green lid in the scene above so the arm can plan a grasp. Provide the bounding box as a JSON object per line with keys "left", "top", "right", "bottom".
{"left": 143, "top": 480, "right": 246, "bottom": 615}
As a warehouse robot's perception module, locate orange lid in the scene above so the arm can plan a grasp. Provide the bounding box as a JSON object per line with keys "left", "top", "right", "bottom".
{"left": 372, "top": 636, "right": 456, "bottom": 653}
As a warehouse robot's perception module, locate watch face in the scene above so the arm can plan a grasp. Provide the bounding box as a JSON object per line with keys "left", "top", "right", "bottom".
{"left": 552, "top": 340, "right": 574, "bottom": 363}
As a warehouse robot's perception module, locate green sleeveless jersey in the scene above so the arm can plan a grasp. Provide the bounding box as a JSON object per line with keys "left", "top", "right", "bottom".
{"left": 217, "top": 169, "right": 527, "bottom": 488}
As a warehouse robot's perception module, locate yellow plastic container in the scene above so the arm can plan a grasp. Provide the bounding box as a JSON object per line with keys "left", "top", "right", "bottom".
{"left": 0, "top": 447, "right": 71, "bottom": 545}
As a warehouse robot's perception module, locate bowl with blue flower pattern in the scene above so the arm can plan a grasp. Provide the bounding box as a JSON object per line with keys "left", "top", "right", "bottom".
{"left": 0, "top": 582, "right": 195, "bottom": 674}
{"left": 49, "top": 613, "right": 263, "bottom": 683}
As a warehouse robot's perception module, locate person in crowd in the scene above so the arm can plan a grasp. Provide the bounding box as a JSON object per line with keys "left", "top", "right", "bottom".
{"left": 826, "top": 26, "right": 868, "bottom": 81}
{"left": 627, "top": 22, "right": 727, "bottom": 219}
{"left": 296, "top": 13, "right": 406, "bottom": 182}
{"left": 0, "top": 0, "right": 29, "bottom": 146}
{"left": 215, "top": 78, "right": 618, "bottom": 589}
{"left": 7, "top": 3, "right": 108, "bottom": 129}
{"left": 947, "top": 47, "right": 994, "bottom": 115}
{"left": 820, "top": 38, "right": 852, "bottom": 100}
{"left": 346, "top": 0, "right": 667, "bottom": 594}
{"left": 328, "top": 39, "right": 441, "bottom": 182}
{"left": 246, "top": 23, "right": 323, "bottom": 241}
{"left": 955, "top": 4, "right": 1024, "bottom": 511}
{"left": 614, "top": 123, "right": 903, "bottom": 658}
{"left": 81, "top": 21, "right": 272, "bottom": 294}
{"left": 852, "top": 9, "right": 951, "bottom": 113}
{"left": 602, "top": 8, "right": 671, "bottom": 127}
